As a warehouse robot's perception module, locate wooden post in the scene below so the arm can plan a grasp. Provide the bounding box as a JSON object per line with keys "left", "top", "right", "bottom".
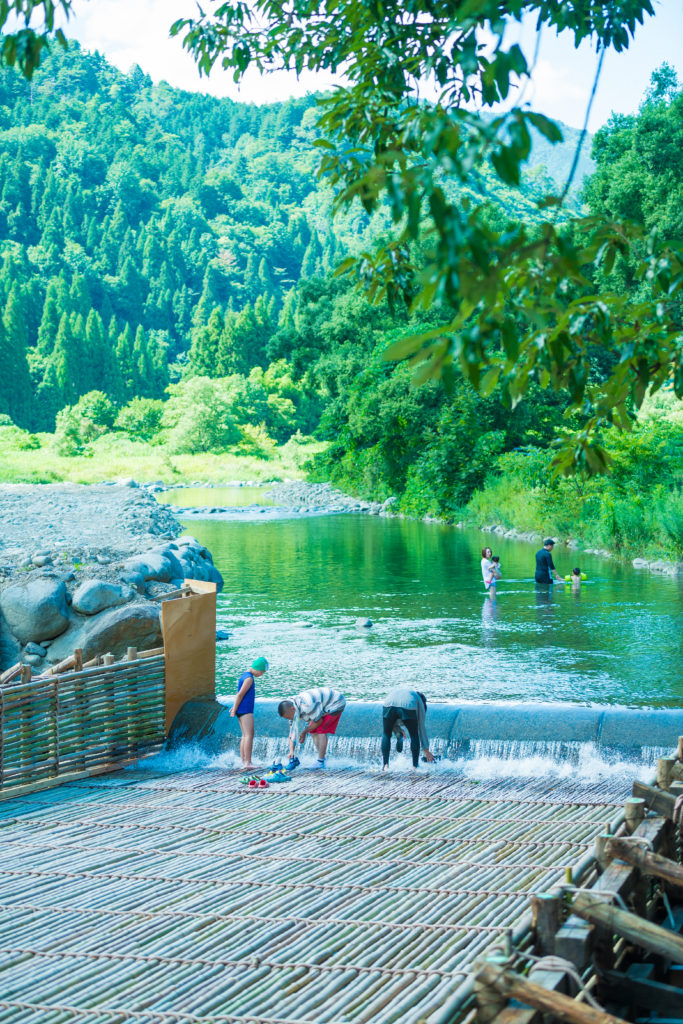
{"left": 474, "top": 962, "right": 628, "bottom": 1024}
{"left": 530, "top": 892, "right": 560, "bottom": 956}
{"left": 624, "top": 797, "right": 645, "bottom": 834}
{"left": 571, "top": 892, "right": 683, "bottom": 964}
{"left": 632, "top": 781, "right": 676, "bottom": 819}
{"left": 595, "top": 834, "right": 613, "bottom": 871}
{"left": 658, "top": 757, "right": 676, "bottom": 792}
{"left": 677, "top": 736, "right": 683, "bottom": 763}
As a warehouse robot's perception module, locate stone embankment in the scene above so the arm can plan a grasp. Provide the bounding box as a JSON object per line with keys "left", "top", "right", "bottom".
{"left": 0, "top": 481, "right": 223, "bottom": 672}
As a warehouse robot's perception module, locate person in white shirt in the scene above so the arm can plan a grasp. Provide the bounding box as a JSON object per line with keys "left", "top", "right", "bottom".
{"left": 278, "top": 686, "right": 346, "bottom": 770}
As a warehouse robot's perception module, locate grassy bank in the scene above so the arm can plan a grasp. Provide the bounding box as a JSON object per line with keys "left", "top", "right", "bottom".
{"left": 0, "top": 429, "right": 323, "bottom": 486}
{"left": 462, "top": 418, "right": 683, "bottom": 562}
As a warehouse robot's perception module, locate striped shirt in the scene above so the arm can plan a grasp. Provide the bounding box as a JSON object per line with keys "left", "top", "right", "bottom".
{"left": 289, "top": 687, "right": 346, "bottom": 743}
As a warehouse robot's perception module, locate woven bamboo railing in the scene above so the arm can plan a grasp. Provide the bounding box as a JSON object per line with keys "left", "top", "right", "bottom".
{"left": 0, "top": 645, "right": 166, "bottom": 791}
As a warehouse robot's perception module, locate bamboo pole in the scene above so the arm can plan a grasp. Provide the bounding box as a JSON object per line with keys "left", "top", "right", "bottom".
{"left": 571, "top": 892, "right": 683, "bottom": 963}
{"left": 475, "top": 961, "right": 627, "bottom": 1024}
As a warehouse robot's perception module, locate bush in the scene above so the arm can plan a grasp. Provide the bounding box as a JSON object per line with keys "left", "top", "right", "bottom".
{"left": 115, "top": 397, "right": 164, "bottom": 440}
{"left": 52, "top": 391, "right": 118, "bottom": 455}
{"left": 163, "top": 377, "right": 241, "bottom": 453}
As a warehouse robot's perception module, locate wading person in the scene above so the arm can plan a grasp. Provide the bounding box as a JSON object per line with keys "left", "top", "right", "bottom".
{"left": 278, "top": 686, "right": 346, "bottom": 770}
{"left": 535, "top": 538, "right": 563, "bottom": 585}
{"left": 382, "top": 688, "right": 435, "bottom": 771}
{"left": 230, "top": 656, "right": 268, "bottom": 769}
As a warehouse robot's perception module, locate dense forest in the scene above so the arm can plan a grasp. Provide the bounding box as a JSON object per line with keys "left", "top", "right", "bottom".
{"left": 0, "top": 42, "right": 681, "bottom": 557}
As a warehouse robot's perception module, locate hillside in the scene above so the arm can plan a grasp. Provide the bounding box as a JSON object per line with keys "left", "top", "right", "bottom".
{"left": 0, "top": 39, "right": 592, "bottom": 434}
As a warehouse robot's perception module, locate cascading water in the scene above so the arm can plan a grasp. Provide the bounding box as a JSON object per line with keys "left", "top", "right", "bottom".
{"left": 154, "top": 696, "right": 673, "bottom": 791}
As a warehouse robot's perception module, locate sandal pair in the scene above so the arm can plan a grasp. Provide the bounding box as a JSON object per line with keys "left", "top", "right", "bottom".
{"left": 249, "top": 778, "right": 269, "bottom": 789}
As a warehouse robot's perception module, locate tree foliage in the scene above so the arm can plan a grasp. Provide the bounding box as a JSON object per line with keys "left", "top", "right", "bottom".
{"left": 173, "top": 0, "right": 682, "bottom": 474}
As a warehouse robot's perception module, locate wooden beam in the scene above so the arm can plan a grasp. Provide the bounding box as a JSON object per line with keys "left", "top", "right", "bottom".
{"left": 598, "top": 967, "right": 683, "bottom": 1015}
{"left": 632, "top": 780, "right": 676, "bottom": 819}
{"left": 475, "top": 962, "right": 628, "bottom": 1024}
{"left": 607, "top": 836, "right": 683, "bottom": 890}
{"left": 556, "top": 814, "right": 670, "bottom": 970}
{"left": 571, "top": 892, "right": 683, "bottom": 964}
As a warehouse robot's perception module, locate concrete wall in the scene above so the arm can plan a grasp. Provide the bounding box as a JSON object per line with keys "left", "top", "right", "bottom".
{"left": 167, "top": 697, "right": 683, "bottom": 757}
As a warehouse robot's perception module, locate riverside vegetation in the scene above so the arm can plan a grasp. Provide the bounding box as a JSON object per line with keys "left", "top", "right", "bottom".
{"left": 0, "top": 43, "right": 681, "bottom": 561}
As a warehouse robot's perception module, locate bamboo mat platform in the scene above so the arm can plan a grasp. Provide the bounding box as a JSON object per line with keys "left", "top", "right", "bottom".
{"left": 0, "top": 763, "right": 630, "bottom": 1024}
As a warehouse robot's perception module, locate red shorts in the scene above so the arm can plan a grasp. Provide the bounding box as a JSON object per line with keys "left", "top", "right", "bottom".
{"left": 308, "top": 712, "right": 342, "bottom": 735}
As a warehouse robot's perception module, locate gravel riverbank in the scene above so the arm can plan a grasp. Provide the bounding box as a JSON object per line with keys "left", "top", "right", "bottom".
{"left": 0, "top": 481, "right": 222, "bottom": 671}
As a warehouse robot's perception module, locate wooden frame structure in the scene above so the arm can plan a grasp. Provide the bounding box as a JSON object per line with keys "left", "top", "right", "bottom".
{"left": 0, "top": 580, "right": 216, "bottom": 796}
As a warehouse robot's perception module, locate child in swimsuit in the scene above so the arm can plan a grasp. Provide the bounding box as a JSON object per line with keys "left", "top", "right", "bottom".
{"left": 230, "top": 656, "right": 268, "bottom": 769}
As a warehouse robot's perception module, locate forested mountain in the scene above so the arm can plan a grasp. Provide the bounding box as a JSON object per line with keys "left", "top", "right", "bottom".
{"left": 0, "top": 40, "right": 589, "bottom": 435}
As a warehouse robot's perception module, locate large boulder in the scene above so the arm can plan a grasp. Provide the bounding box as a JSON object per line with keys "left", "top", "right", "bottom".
{"left": 0, "top": 608, "right": 21, "bottom": 670}
{"left": 122, "top": 552, "right": 174, "bottom": 583}
{"left": 0, "top": 574, "right": 70, "bottom": 645}
{"left": 72, "top": 580, "right": 134, "bottom": 616}
{"left": 47, "top": 602, "right": 162, "bottom": 663}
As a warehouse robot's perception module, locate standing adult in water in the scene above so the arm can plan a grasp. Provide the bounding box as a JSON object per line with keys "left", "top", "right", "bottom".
{"left": 381, "top": 688, "right": 435, "bottom": 770}
{"left": 535, "top": 538, "right": 563, "bottom": 585}
{"left": 278, "top": 686, "right": 346, "bottom": 770}
{"left": 481, "top": 547, "right": 494, "bottom": 589}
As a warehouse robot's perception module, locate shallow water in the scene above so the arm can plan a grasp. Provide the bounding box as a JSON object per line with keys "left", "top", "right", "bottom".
{"left": 164, "top": 485, "right": 274, "bottom": 507}
{"left": 178, "top": 513, "right": 683, "bottom": 709}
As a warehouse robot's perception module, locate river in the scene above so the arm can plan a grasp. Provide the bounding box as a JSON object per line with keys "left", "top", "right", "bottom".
{"left": 164, "top": 486, "right": 683, "bottom": 710}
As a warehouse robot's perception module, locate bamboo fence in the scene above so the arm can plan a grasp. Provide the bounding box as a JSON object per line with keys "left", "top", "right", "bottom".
{"left": 0, "top": 649, "right": 166, "bottom": 790}
{"left": 0, "top": 763, "right": 629, "bottom": 1024}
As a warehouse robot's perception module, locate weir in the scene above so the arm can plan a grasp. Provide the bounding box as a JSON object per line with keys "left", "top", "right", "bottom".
{"left": 167, "top": 696, "right": 683, "bottom": 767}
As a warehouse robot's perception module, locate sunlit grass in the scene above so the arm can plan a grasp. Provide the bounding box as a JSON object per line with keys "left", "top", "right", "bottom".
{"left": 0, "top": 431, "right": 325, "bottom": 485}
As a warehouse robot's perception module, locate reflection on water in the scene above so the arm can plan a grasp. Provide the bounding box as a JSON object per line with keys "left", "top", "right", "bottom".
{"left": 179, "top": 513, "right": 683, "bottom": 709}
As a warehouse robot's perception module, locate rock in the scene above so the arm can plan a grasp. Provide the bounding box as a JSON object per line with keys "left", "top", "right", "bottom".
{"left": 632, "top": 558, "right": 649, "bottom": 568}
{"left": 120, "top": 571, "right": 145, "bottom": 593}
{"left": 23, "top": 654, "right": 44, "bottom": 667}
{"left": 0, "top": 608, "right": 21, "bottom": 669}
{"left": 96, "top": 554, "right": 111, "bottom": 565}
{"left": 116, "top": 478, "right": 138, "bottom": 488}
{"left": 47, "top": 603, "right": 162, "bottom": 663}
{"left": 122, "top": 552, "right": 174, "bottom": 583}
{"left": 31, "top": 554, "right": 53, "bottom": 567}
{"left": 0, "top": 574, "right": 71, "bottom": 645}
{"left": 72, "top": 580, "right": 134, "bottom": 616}
{"left": 24, "top": 642, "right": 46, "bottom": 657}
{"left": 355, "top": 617, "right": 373, "bottom": 628}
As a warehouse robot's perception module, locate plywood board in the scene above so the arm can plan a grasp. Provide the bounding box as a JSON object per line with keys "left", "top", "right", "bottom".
{"left": 161, "top": 580, "right": 216, "bottom": 731}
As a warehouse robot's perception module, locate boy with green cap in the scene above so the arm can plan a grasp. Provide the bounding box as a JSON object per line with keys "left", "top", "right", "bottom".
{"left": 230, "top": 656, "right": 268, "bottom": 769}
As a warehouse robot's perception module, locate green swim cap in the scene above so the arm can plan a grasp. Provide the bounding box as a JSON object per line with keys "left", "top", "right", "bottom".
{"left": 251, "top": 656, "right": 269, "bottom": 672}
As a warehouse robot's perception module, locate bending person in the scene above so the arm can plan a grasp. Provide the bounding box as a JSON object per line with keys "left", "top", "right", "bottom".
{"left": 382, "top": 688, "right": 435, "bottom": 770}
{"left": 278, "top": 686, "right": 346, "bottom": 770}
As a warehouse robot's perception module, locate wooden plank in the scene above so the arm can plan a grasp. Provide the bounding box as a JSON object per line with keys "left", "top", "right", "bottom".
{"left": 161, "top": 580, "right": 216, "bottom": 732}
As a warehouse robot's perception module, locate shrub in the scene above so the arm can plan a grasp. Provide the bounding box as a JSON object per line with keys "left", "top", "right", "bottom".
{"left": 163, "top": 377, "right": 241, "bottom": 453}
{"left": 115, "top": 397, "right": 164, "bottom": 440}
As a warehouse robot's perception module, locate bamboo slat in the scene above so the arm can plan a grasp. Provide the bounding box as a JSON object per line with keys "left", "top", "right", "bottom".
{"left": 0, "top": 764, "right": 626, "bottom": 1024}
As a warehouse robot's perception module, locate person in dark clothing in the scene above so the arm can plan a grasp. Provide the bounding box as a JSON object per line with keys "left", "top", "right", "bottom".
{"left": 381, "top": 688, "right": 435, "bottom": 770}
{"left": 535, "top": 539, "right": 563, "bottom": 584}
{"left": 230, "top": 656, "right": 268, "bottom": 769}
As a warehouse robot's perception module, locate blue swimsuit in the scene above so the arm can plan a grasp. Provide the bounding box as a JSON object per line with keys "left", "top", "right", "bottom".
{"left": 235, "top": 671, "right": 255, "bottom": 716}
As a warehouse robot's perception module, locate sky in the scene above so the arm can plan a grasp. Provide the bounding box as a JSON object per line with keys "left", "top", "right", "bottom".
{"left": 59, "top": 0, "right": 683, "bottom": 132}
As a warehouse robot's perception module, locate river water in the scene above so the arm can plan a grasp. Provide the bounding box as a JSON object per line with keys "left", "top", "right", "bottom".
{"left": 166, "top": 488, "right": 683, "bottom": 710}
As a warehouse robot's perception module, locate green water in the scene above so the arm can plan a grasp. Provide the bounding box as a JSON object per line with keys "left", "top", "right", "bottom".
{"left": 180, "top": 514, "right": 683, "bottom": 709}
